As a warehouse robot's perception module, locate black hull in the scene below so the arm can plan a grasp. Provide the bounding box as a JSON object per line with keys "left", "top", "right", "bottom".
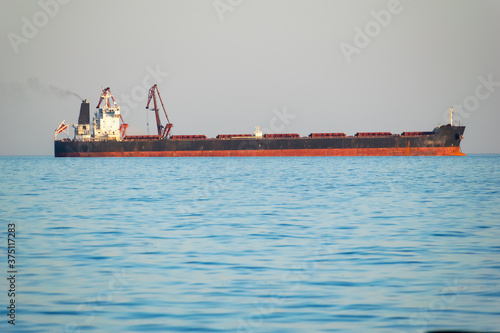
{"left": 55, "top": 125, "right": 465, "bottom": 157}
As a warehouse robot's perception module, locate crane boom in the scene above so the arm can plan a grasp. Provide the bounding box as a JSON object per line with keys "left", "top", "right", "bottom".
{"left": 146, "top": 84, "right": 173, "bottom": 139}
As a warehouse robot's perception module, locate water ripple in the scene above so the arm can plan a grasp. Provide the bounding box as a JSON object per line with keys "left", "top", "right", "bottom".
{"left": 1, "top": 155, "right": 499, "bottom": 332}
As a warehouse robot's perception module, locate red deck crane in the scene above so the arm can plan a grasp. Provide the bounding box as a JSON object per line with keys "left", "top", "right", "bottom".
{"left": 146, "top": 84, "right": 173, "bottom": 139}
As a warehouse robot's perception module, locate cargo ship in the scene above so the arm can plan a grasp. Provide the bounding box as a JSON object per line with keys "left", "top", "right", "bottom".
{"left": 54, "top": 85, "right": 465, "bottom": 157}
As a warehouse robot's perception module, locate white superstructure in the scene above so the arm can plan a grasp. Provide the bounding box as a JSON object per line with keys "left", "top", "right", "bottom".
{"left": 94, "top": 88, "right": 123, "bottom": 140}
{"left": 54, "top": 87, "right": 128, "bottom": 141}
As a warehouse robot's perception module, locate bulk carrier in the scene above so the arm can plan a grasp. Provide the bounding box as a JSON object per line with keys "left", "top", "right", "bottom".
{"left": 54, "top": 85, "right": 465, "bottom": 157}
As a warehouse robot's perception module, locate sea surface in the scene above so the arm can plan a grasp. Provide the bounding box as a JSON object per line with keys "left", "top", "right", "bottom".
{"left": 1, "top": 155, "right": 499, "bottom": 333}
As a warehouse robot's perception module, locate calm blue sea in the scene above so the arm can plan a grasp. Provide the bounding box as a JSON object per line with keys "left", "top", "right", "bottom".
{"left": 1, "top": 155, "right": 499, "bottom": 333}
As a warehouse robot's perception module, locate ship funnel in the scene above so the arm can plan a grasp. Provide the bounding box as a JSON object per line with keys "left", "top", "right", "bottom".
{"left": 75, "top": 99, "right": 91, "bottom": 140}
{"left": 78, "top": 100, "right": 90, "bottom": 125}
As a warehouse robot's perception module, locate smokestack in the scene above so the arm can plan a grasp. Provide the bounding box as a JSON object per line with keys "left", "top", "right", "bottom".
{"left": 78, "top": 99, "right": 90, "bottom": 125}
{"left": 76, "top": 99, "right": 91, "bottom": 139}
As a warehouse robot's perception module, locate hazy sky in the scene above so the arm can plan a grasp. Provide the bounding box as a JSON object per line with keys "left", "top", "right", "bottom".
{"left": 1, "top": 0, "right": 499, "bottom": 155}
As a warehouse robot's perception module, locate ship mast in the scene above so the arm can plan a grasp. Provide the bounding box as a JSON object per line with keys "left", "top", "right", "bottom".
{"left": 449, "top": 106, "right": 454, "bottom": 126}
{"left": 146, "top": 84, "right": 173, "bottom": 139}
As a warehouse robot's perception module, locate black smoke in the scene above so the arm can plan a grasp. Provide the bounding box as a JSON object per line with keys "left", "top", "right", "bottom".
{"left": 27, "top": 78, "right": 83, "bottom": 101}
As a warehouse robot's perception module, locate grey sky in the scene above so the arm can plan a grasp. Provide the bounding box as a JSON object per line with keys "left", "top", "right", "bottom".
{"left": 1, "top": 0, "right": 499, "bottom": 155}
